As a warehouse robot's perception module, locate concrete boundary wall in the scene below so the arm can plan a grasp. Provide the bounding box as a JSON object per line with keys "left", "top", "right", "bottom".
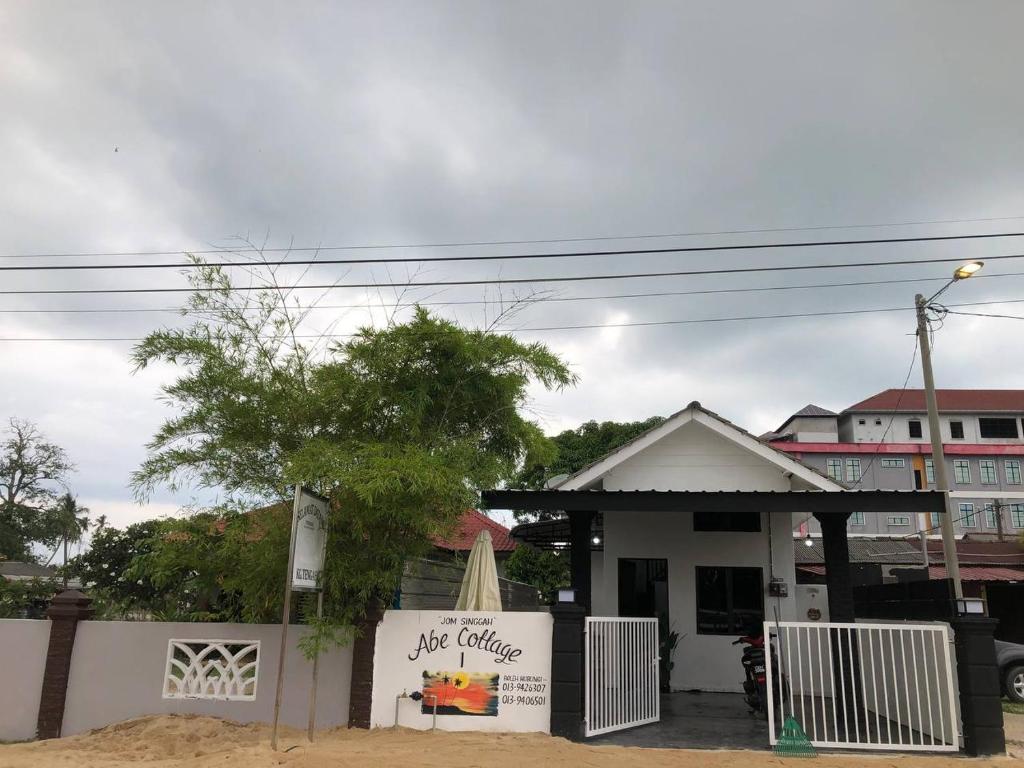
{"left": 59, "top": 621, "right": 352, "bottom": 736}
{"left": 0, "top": 619, "right": 51, "bottom": 741}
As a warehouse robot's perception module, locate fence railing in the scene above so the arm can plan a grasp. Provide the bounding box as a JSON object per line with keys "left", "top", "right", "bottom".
{"left": 584, "top": 617, "right": 659, "bottom": 737}
{"left": 765, "top": 621, "right": 959, "bottom": 752}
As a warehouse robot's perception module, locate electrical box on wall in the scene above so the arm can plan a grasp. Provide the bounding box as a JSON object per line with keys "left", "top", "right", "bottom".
{"left": 768, "top": 577, "right": 788, "bottom": 598}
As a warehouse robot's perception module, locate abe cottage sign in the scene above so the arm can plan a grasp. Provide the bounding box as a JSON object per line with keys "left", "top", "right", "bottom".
{"left": 290, "top": 488, "right": 329, "bottom": 592}
{"left": 370, "top": 610, "right": 553, "bottom": 733}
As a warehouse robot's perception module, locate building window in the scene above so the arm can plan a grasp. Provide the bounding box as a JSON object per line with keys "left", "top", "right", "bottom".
{"left": 826, "top": 458, "right": 843, "bottom": 482}
{"left": 858, "top": 419, "right": 866, "bottom": 425}
{"left": 880, "top": 458, "right": 905, "bottom": 468}
{"left": 925, "top": 459, "right": 935, "bottom": 484}
{"left": 930, "top": 512, "right": 941, "bottom": 528}
{"left": 950, "top": 421, "right": 964, "bottom": 439}
{"left": 845, "top": 458, "right": 862, "bottom": 483}
{"left": 693, "top": 512, "right": 761, "bottom": 532}
{"left": 695, "top": 566, "right": 764, "bottom": 635}
{"left": 979, "top": 459, "right": 997, "bottom": 485}
{"left": 978, "top": 417, "right": 1019, "bottom": 439}
{"left": 983, "top": 504, "right": 998, "bottom": 529}
{"left": 958, "top": 503, "right": 976, "bottom": 527}
{"left": 887, "top": 515, "right": 910, "bottom": 526}
{"left": 1005, "top": 460, "right": 1022, "bottom": 485}
{"left": 953, "top": 459, "right": 971, "bottom": 484}
{"left": 849, "top": 511, "right": 865, "bottom": 526}
{"left": 1010, "top": 504, "right": 1024, "bottom": 528}
{"left": 908, "top": 420, "right": 923, "bottom": 439}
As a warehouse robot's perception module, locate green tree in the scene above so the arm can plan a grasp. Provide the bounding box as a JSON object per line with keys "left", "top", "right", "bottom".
{"left": 63, "top": 518, "right": 165, "bottom": 618}
{"left": 512, "top": 416, "right": 665, "bottom": 521}
{"left": 131, "top": 260, "right": 575, "bottom": 647}
{"left": 53, "top": 494, "right": 89, "bottom": 587}
{"left": 0, "top": 419, "right": 74, "bottom": 561}
{"left": 504, "top": 544, "right": 570, "bottom": 604}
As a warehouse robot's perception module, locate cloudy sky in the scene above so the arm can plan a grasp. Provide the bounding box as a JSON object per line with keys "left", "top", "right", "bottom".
{"left": 3, "top": 1, "right": 1024, "bottom": 539}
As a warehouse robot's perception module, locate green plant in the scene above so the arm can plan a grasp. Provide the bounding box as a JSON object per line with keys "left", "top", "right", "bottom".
{"left": 503, "top": 544, "right": 569, "bottom": 604}
{"left": 659, "top": 627, "right": 682, "bottom": 692}
{"left": 0, "top": 577, "right": 60, "bottom": 619}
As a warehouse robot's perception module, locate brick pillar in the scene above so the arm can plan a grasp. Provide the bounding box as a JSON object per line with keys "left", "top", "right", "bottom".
{"left": 549, "top": 601, "right": 586, "bottom": 741}
{"left": 952, "top": 615, "right": 1005, "bottom": 756}
{"left": 348, "top": 603, "right": 384, "bottom": 729}
{"left": 36, "top": 589, "right": 93, "bottom": 739}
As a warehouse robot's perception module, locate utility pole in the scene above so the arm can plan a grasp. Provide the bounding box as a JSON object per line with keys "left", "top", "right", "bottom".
{"left": 915, "top": 293, "right": 964, "bottom": 600}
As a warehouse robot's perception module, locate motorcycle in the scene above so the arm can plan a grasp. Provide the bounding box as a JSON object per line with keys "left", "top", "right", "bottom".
{"left": 732, "top": 632, "right": 787, "bottom": 719}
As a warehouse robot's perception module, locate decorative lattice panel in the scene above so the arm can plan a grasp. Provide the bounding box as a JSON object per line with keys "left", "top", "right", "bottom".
{"left": 162, "top": 639, "right": 260, "bottom": 700}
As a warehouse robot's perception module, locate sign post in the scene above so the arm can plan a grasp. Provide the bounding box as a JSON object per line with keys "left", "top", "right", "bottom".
{"left": 270, "top": 487, "right": 329, "bottom": 751}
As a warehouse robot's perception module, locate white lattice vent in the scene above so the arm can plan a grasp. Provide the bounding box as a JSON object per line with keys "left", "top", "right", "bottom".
{"left": 162, "top": 639, "right": 260, "bottom": 700}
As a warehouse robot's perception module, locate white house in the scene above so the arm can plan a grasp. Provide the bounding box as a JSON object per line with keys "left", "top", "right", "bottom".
{"left": 505, "top": 402, "right": 859, "bottom": 692}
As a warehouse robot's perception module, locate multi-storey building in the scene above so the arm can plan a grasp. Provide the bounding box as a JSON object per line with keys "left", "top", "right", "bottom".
{"left": 766, "top": 390, "right": 1024, "bottom": 538}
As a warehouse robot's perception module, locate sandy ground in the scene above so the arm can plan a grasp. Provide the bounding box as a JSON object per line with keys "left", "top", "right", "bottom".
{"left": 2, "top": 714, "right": 1022, "bottom": 768}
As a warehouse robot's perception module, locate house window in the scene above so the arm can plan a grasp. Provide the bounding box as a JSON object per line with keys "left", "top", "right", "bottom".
{"left": 845, "top": 458, "right": 862, "bottom": 483}
{"left": 880, "top": 458, "right": 905, "bottom": 468}
{"left": 693, "top": 512, "right": 761, "bottom": 532}
{"left": 887, "top": 515, "right": 910, "bottom": 526}
{"left": 930, "top": 512, "right": 941, "bottom": 528}
{"left": 950, "top": 421, "right": 964, "bottom": 439}
{"left": 953, "top": 460, "right": 971, "bottom": 484}
{"left": 908, "top": 420, "right": 923, "bottom": 439}
{"left": 875, "top": 418, "right": 882, "bottom": 425}
{"left": 849, "top": 511, "right": 865, "bottom": 526}
{"left": 695, "top": 566, "right": 764, "bottom": 635}
{"left": 978, "top": 418, "right": 1019, "bottom": 439}
{"left": 925, "top": 459, "right": 935, "bottom": 484}
{"left": 958, "top": 503, "right": 976, "bottom": 527}
{"left": 979, "top": 459, "right": 997, "bottom": 485}
{"left": 1005, "top": 460, "right": 1022, "bottom": 485}
{"left": 1010, "top": 504, "right": 1024, "bottom": 528}
{"left": 983, "top": 504, "right": 998, "bottom": 529}
{"left": 826, "top": 458, "right": 843, "bottom": 482}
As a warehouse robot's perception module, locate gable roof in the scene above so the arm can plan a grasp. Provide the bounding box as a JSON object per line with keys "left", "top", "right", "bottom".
{"left": 846, "top": 389, "right": 1024, "bottom": 413}
{"left": 553, "top": 401, "right": 845, "bottom": 492}
{"left": 433, "top": 509, "right": 517, "bottom": 553}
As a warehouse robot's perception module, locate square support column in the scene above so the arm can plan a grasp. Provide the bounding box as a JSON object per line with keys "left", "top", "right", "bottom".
{"left": 568, "top": 510, "right": 594, "bottom": 615}
{"left": 813, "top": 510, "right": 855, "bottom": 622}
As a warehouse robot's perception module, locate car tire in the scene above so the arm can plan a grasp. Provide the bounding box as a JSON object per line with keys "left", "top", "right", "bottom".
{"left": 1006, "top": 665, "right": 1024, "bottom": 704}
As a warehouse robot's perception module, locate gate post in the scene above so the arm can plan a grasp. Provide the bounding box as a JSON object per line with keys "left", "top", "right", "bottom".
{"left": 36, "top": 589, "right": 94, "bottom": 739}
{"left": 549, "top": 601, "right": 585, "bottom": 741}
{"left": 951, "top": 615, "right": 1005, "bottom": 756}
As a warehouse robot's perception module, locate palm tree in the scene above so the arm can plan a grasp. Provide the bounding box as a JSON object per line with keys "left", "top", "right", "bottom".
{"left": 54, "top": 494, "right": 89, "bottom": 588}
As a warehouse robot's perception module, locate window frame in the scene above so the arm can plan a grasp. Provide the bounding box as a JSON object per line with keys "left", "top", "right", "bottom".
{"left": 880, "top": 457, "right": 906, "bottom": 468}
{"left": 958, "top": 502, "right": 977, "bottom": 527}
{"left": 908, "top": 419, "right": 923, "bottom": 439}
{"left": 924, "top": 458, "right": 935, "bottom": 484}
{"left": 695, "top": 565, "right": 765, "bottom": 636}
{"left": 1010, "top": 504, "right": 1024, "bottom": 529}
{"left": 849, "top": 511, "right": 865, "bottom": 526}
{"left": 978, "top": 417, "right": 1019, "bottom": 439}
{"left": 826, "top": 457, "right": 843, "bottom": 482}
{"left": 886, "top": 515, "right": 910, "bottom": 526}
{"left": 953, "top": 459, "right": 971, "bottom": 484}
{"left": 1005, "top": 460, "right": 1022, "bottom": 485}
{"left": 949, "top": 421, "right": 965, "bottom": 439}
{"left": 844, "top": 457, "right": 862, "bottom": 483}
{"left": 983, "top": 504, "right": 998, "bottom": 529}
{"left": 979, "top": 459, "right": 997, "bottom": 485}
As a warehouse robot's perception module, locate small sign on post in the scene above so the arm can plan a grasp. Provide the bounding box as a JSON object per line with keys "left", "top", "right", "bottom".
{"left": 270, "top": 487, "right": 329, "bottom": 751}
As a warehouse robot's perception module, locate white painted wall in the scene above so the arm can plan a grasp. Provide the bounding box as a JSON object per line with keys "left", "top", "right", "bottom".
{"left": 591, "top": 421, "right": 804, "bottom": 692}
{"left": 61, "top": 621, "right": 352, "bottom": 736}
{"left": 0, "top": 619, "right": 50, "bottom": 741}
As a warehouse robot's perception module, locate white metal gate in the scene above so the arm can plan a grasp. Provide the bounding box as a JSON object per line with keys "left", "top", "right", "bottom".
{"left": 765, "top": 621, "right": 960, "bottom": 752}
{"left": 584, "top": 617, "right": 660, "bottom": 737}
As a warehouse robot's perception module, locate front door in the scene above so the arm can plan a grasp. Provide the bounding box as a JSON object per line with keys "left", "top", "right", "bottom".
{"left": 618, "top": 558, "right": 670, "bottom": 689}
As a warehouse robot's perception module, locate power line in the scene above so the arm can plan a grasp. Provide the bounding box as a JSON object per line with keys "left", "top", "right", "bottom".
{"left": 3, "top": 297, "right": 1023, "bottom": 343}
{"left": 7, "top": 252, "right": 1024, "bottom": 296}
{"left": 2, "top": 231, "right": 1023, "bottom": 272}
{"left": 7, "top": 213, "right": 1024, "bottom": 260}
{"left": 5, "top": 270, "right": 1024, "bottom": 315}
{"left": 947, "top": 309, "right": 1024, "bottom": 321}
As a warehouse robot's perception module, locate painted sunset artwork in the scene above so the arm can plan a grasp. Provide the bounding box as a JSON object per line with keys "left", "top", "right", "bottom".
{"left": 421, "top": 671, "right": 499, "bottom": 716}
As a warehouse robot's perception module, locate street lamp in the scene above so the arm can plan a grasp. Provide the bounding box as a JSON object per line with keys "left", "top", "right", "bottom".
{"left": 914, "top": 260, "right": 984, "bottom": 602}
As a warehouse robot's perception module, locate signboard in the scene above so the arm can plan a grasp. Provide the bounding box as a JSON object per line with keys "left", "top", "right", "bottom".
{"left": 370, "top": 610, "right": 553, "bottom": 733}
{"left": 291, "top": 488, "right": 329, "bottom": 592}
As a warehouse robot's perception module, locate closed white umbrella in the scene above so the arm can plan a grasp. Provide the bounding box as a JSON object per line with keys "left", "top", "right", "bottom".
{"left": 455, "top": 530, "right": 502, "bottom": 611}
